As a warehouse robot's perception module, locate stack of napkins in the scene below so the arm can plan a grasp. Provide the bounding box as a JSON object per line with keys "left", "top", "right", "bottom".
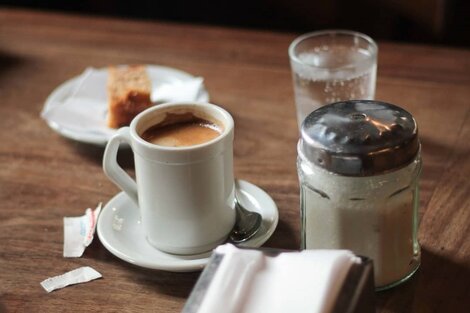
{"left": 41, "top": 67, "right": 206, "bottom": 136}
{"left": 183, "top": 244, "right": 375, "bottom": 313}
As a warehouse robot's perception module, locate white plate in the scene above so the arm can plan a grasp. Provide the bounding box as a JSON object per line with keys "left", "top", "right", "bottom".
{"left": 43, "top": 65, "right": 209, "bottom": 146}
{"left": 97, "top": 180, "right": 279, "bottom": 272}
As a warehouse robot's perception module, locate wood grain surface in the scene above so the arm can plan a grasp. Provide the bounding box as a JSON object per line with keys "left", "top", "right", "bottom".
{"left": 0, "top": 8, "right": 469, "bottom": 313}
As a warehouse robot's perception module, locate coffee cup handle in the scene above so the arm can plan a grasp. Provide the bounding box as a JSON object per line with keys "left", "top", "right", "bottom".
{"left": 103, "top": 127, "right": 139, "bottom": 205}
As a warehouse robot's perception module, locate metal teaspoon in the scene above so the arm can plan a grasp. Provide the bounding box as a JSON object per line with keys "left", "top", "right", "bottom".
{"left": 229, "top": 193, "right": 262, "bottom": 243}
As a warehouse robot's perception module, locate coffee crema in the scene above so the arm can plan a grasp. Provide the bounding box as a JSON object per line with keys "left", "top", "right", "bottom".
{"left": 141, "top": 112, "right": 223, "bottom": 147}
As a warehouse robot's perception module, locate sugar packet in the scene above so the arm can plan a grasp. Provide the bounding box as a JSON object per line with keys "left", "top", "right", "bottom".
{"left": 63, "top": 203, "right": 101, "bottom": 257}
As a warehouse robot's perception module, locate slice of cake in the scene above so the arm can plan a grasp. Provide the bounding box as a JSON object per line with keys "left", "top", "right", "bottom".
{"left": 107, "top": 65, "right": 152, "bottom": 128}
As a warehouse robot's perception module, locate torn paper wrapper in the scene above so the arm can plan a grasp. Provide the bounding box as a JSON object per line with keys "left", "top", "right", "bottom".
{"left": 41, "top": 266, "right": 102, "bottom": 293}
{"left": 63, "top": 203, "right": 101, "bottom": 257}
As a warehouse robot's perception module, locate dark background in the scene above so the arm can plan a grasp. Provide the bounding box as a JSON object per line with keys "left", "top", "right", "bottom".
{"left": 2, "top": 0, "right": 470, "bottom": 47}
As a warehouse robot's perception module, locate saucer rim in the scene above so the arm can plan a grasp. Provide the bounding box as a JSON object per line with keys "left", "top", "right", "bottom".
{"left": 97, "top": 179, "right": 279, "bottom": 272}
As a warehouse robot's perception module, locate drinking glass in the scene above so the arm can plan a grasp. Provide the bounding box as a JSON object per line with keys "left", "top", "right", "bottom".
{"left": 289, "top": 30, "right": 378, "bottom": 128}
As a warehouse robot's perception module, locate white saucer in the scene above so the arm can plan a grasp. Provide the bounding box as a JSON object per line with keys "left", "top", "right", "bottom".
{"left": 43, "top": 65, "right": 209, "bottom": 146}
{"left": 97, "top": 180, "right": 279, "bottom": 272}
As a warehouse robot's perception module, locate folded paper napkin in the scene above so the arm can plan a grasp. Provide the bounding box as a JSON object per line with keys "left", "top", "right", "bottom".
{"left": 41, "top": 67, "right": 206, "bottom": 136}
{"left": 188, "top": 244, "right": 362, "bottom": 313}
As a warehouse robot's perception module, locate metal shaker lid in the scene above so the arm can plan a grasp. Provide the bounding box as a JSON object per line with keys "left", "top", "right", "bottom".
{"left": 299, "top": 100, "right": 419, "bottom": 176}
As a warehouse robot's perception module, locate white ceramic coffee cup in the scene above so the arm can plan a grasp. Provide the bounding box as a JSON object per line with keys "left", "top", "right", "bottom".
{"left": 103, "top": 102, "right": 236, "bottom": 255}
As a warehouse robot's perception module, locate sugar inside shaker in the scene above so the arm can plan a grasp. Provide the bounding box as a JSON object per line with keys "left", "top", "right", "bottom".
{"left": 297, "top": 100, "right": 422, "bottom": 290}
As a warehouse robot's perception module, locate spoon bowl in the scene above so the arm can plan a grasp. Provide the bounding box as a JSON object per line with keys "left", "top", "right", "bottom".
{"left": 229, "top": 194, "right": 263, "bottom": 243}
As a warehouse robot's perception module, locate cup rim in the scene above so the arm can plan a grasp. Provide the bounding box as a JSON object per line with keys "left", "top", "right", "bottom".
{"left": 288, "top": 29, "right": 378, "bottom": 71}
{"left": 129, "top": 101, "right": 234, "bottom": 152}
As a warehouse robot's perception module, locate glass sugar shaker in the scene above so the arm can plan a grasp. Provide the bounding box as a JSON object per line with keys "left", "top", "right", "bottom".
{"left": 297, "top": 100, "right": 422, "bottom": 290}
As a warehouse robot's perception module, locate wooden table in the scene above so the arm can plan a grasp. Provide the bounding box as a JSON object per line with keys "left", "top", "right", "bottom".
{"left": 0, "top": 8, "right": 469, "bottom": 313}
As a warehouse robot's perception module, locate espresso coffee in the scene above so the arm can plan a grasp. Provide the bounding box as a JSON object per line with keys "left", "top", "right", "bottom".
{"left": 141, "top": 112, "right": 222, "bottom": 147}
